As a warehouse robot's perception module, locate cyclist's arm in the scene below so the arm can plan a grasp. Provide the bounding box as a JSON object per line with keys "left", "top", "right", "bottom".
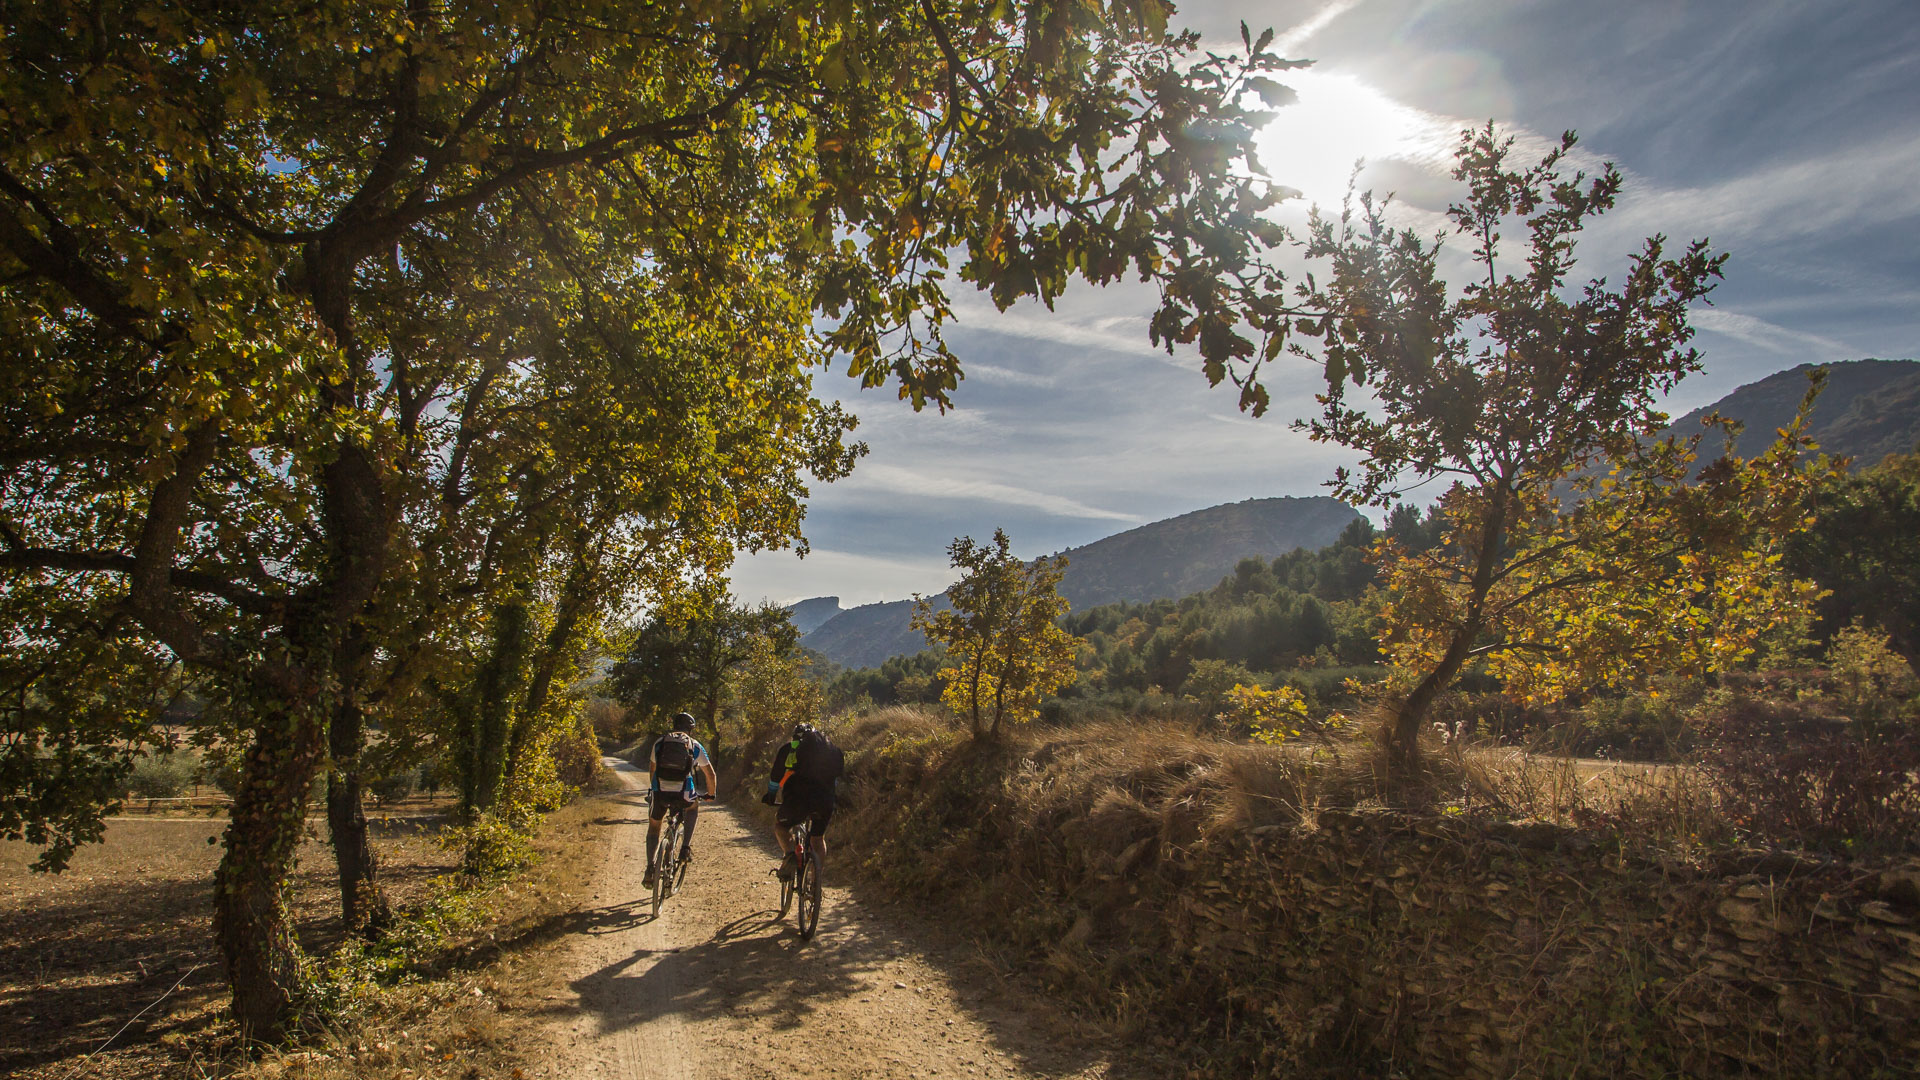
{"left": 697, "top": 757, "right": 717, "bottom": 796}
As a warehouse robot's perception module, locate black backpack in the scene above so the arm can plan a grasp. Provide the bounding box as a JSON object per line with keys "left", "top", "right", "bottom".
{"left": 793, "top": 728, "right": 845, "bottom": 786}
{"left": 653, "top": 731, "right": 696, "bottom": 783}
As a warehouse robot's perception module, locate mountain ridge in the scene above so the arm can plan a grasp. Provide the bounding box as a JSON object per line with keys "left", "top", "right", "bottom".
{"left": 797, "top": 496, "right": 1361, "bottom": 669}
{"left": 1662, "top": 358, "right": 1920, "bottom": 465}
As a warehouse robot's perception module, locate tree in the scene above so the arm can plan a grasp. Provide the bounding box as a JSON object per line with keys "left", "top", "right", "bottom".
{"left": 609, "top": 588, "right": 798, "bottom": 757}
{"left": 1296, "top": 125, "right": 1755, "bottom": 775}
{"left": 1, "top": 0, "right": 1307, "bottom": 1039}
{"left": 725, "top": 634, "right": 827, "bottom": 766}
{"left": 1789, "top": 449, "right": 1920, "bottom": 675}
{"left": 913, "top": 530, "right": 1077, "bottom": 738}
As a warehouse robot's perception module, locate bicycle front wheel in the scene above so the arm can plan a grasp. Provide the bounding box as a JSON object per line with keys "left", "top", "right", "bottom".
{"left": 661, "top": 814, "right": 684, "bottom": 900}
{"left": 650, "top": 818, "right": 675, "bottom": 915}
{"left": 796, "top": 851, "right": 822, "bottom": 940}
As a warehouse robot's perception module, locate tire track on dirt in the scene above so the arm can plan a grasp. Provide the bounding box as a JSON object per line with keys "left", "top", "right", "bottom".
{"left": 522, "top": 760, "right": 1114, "bottom": 1080}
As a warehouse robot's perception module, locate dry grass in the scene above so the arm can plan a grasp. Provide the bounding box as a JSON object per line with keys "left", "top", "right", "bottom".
{"left": 1, "top": 787, "right": 617, "bottom": 1080}
{"left": 1451, "top": 745, "right": 1720, "bottom": 842}
{"left": 822, "top": 705, "right": 1920, "bottom": 1077}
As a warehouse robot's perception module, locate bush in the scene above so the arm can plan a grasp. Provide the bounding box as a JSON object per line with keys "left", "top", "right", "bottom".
{"left": 582, "top": 696, "right": 630, "bottom": 745}
{"left": 440, "top": 813, "right": 536, "bottom": 879}
{"left": 1696, "top": 694, "right": 1920, "bottom": 853}
{"left": 368, "top": 770, "right": 417, "bottom": 803}
{"left": 549, "top": 716, "right": 604, "bottom": 790}
{"left": 126, "top": 750, "right": 196, "bottom": 798}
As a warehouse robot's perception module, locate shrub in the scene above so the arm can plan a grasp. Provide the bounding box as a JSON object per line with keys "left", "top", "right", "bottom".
{"left": 368, "top": 770, "right": 417, "bottom": 803}
{"left": 582, "top": 697, "right": 630, "bottom": 745}
{"left": 126, "top": 750, "right": 196, "bottom": 798}
{"left": 1696, "top": 694, "right": 1920, "bottom": 853}
{"left": 1828, "top": 620, "right": 1919, "bottom": 725}
{"left": 442, "top": 813, "right": 536, "bottom": 879}
{"left": 549, "top": 715, "right": 604, "bottom": 790}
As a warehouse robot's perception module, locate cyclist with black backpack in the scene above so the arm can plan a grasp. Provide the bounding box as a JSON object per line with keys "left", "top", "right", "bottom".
{"left": 644, "top": 712, "right": 717, "bottom": 889}
{"left": 764, "top": 722, "right": 845, "bottom": 882}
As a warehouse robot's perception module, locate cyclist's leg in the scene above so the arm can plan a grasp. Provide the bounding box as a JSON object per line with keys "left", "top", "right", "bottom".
{"left": 679, "top": 801, "right": 699, "bottom": 858}
{"left": 644, "top": 792, "right": 669, "bottom": 878}
{"left": 774, "top": 800, "right": 803, "bottom": 878}
{"left": 806, "top": 798, "right": 835, "bottom": 865}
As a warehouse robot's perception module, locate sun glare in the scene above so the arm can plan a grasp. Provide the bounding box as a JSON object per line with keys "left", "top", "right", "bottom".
{"left": 1252, "top": 71, "right": 1439, "bottom": 209}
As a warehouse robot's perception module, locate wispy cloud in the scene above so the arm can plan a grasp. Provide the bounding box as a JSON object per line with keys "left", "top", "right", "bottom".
{"left": 951, "top": 301, "right": 1178, "bottom": 364}
{"left": 1690, "top": 308, "right": 1853, "bottom": 360}
{"left": 1608, "top": 130, "right": 1920, "bottom": 248}
{"left": 1274, "top": 0, "right": 1366, "bottom": 55}
{"left": 851, "top": 463, "right": 1143, "bottom": 523}
{"left": 964, "top": 362, "right": 1059, "bottom": 388}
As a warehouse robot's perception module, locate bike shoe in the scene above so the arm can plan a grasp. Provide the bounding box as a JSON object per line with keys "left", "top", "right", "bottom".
{"left": 775, "top": 852, "right": 797, "bottom": 882}
{"left": 678, "top": 847, "right": 693, "bottom": 864}
{"left": 642, "top": 866, "right": 657, "bottom": 888}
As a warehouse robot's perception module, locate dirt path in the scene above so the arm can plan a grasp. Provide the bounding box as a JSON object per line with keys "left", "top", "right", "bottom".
{"left": 515, "top": 761, "right": 1114, "bottom": 1080}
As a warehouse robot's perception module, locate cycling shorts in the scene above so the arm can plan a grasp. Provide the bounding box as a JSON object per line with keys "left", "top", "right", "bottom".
{"left": 649, "top": 787, "right": 699, "bottom": 821}
{"left": 775, "top": 781, "right": 836, "bottom": 837}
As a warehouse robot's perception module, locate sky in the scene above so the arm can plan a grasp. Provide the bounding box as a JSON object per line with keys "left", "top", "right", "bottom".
{"left": 728, "top": 0, "right": 1920, "bottom": 610}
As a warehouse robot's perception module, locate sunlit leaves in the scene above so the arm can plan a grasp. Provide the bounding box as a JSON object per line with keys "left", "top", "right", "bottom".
{"left": 912, "top": 529, "right": 1077, "bottom": 738}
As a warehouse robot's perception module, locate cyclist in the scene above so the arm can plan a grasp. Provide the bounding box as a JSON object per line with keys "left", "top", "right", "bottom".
{"left": 765, "top": 722, "right": 845, "bottom": 881}
{"left": 644, "top": 711, "right": 717, "bottom": 889}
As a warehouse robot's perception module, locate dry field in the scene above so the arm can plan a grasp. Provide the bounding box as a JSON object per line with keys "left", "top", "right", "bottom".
{"left": 0, "top": 800, "right": 464, "bottom": 1078}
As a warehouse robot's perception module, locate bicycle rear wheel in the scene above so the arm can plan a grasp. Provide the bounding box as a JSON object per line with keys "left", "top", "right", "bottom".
{"left": 777, "top": 821, "right": 805, "bottom": 920}
{"left": 796, "top": 848, "right": 822, "bottom": 940}
{"left": 652, "top": 813, "right": 679, "bottom": 915}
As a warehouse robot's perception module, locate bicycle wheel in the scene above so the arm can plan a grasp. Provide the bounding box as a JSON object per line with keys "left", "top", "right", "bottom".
{"left": 777, "top": 822, "right": 804, "bottom": 920}
{"left": 661, "top": 812, "right": 684, "bottom": 900}
{"left": 672, "top": 829, "right": 692, "bottom": 893}
{"left": 796, "top": 846, "right": 822, "bottom": 940}
{"left": 651, "top": 815, "right": 676, "bottom": 915}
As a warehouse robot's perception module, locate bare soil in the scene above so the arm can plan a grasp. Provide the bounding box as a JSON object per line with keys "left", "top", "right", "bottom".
{"left": 0, "top": 800, "right": 461, "bottom": 1078}
{"left": 504, "top": 762, "right": 1122, "bottom": 1080}
{"left": 4, "top": 765, "right": 1135, "bottom": 1079}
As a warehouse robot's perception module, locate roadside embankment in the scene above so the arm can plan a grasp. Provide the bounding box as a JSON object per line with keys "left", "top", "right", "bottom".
{"left": 827, "top": 708, "right": 1920, "bottom": 1077}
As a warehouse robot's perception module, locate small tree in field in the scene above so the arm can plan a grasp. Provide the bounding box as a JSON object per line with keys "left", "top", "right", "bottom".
{"left": 726, "top": 635, "right": 826, "bottom": 759}
{"left": 1297, "top": 124, "right": 1778, "bottom": 776}
{"left": 913, "top": 531, "right": 1076, "bottom": 739}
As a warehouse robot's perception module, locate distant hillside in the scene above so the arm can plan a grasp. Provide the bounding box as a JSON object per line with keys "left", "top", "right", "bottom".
{"left": 1053, "top": 496, "right": 1360, "bottom": 609}
{"left": 800, "top": 596, "right": 940, "bottom": 671}
{"left": 800, "top": 496, "right": 1360, "bottom": 669}
{"left": 1665, "top": 358, "right": 1920, "bottom": 466}
{"left": 784, "top": 596, "right": 843, "bottom": 635}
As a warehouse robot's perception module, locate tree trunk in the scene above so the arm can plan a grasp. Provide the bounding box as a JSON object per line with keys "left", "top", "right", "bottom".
{"left": 465, "top": 598, "right": 529, "bottom": 816}
{"left": 213, "top": 678, "right": 328, "bottom": 1043}
{"left": 326, "top": 695, "right": 387, "bottom": 935}
{"left": 1387, "top": 484, "right": 1511, "bottom": 776}
{"left": 325, "top": 770, "right": 383, "bottom": 933}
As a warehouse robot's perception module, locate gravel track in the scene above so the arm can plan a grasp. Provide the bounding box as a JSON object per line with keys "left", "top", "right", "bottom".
{"left": 523, "top": 761, "right": 1114, "bottom": 1080}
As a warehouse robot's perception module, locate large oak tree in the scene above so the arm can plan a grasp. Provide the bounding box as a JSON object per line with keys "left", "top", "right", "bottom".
{"left": 2, "top": 0, "right": 1302, "bottom": 1039}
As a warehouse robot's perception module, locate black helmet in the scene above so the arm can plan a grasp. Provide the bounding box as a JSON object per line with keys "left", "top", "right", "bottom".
{"left": 671, "top": 711, "right": 697, "bottom": 732}
{"left": 790, "top": 721, "right": 814, "bottom": 741}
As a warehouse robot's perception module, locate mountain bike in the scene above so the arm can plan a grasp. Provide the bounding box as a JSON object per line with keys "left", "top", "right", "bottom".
{"left": 777, "top": 817, "right": 824, "bottom": 940}
{"left": 650, "top": 792, "right": 712, "bottom": 916}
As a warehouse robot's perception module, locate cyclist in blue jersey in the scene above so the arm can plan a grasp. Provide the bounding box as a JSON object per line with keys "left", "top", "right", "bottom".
{"left": 644, "top": 712, "right": 717, "bottom": 889}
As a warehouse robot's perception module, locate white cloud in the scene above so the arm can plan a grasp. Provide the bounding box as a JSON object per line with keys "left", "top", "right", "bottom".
{"left": 950, "top": 299, "right": 1179, "bottom": 364}
{"left": 728, "top": 547, "right": 955, "bottom": 608}
{"left": 849, "top": 463, "right": 1143, "bottom": 523}
{"left": 1606, "top": 130, "right": 1920, "bottom": 249}
{"left": 964, "top": 362, "right": 1059, "bottom": 388}
{"left": 1274, "top": 0, "right": 1366, "bottom": 55}
{"left": 1689, "top": 308, "right": 1853, "bottom": 360}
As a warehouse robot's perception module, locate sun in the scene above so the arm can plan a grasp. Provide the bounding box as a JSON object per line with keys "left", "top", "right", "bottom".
{"left": 1251, "top": 71, "right": 1436, "bottom": 209}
